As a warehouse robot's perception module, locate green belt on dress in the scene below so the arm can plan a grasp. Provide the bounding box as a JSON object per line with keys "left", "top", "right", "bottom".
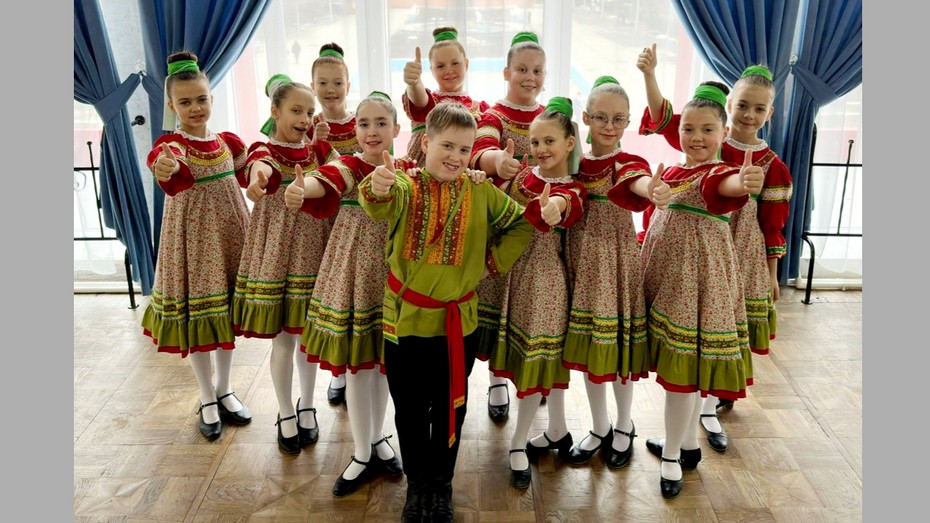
{"left": 340, "top": 199, "right": 361, "bottom": 207}
{"left": 195, "top": 170, "right": 236, "bottom": 184}
{"left": 588, "top": 194, "right": 610, "bottom": 202}
{"left": 667, "top": 203, "right": 729, "bottom": 222}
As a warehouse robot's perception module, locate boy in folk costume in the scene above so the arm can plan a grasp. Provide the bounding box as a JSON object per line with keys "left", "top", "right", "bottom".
{"left": 358, "top": 103, "right": 533, "bottom": 522}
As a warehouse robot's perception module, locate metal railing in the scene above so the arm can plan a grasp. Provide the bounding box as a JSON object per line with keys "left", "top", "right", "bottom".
{"left": 799, "top": 125, "right": 862, "bottom": 304}
{"left": 74, "top": 141, "right": 138, "bottom": 309}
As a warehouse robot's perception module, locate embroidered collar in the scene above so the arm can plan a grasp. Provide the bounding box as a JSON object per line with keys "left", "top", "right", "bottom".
{"left": 532, "top": 165, "right": 572, "bottom": 184}
{"left": 437, "top": 90, "right": 468, "bottom": 98}
{"left": 323, "top": 112, "right": 355, "bottom": 125}
{"left": 726, "top": 136, "right": 768, "bottom": 151}
{"left": 584, "top": 147, "right": 623, "bottom": 161}
{"left": 178, "top": 129, "right": 215, "bottom": 142}
{"left": 354, "top": 152, "right": 378, "bottom": 167}
{"left": 497, "top": 99, "right": 542, "bottom": 112}
{"left": 269, "top": 136, "right": 307, "bottom": 149}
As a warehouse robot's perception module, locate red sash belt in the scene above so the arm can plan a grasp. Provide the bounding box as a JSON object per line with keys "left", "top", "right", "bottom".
{"left": 388, "top": 271, "right": 474, "bottom": 447}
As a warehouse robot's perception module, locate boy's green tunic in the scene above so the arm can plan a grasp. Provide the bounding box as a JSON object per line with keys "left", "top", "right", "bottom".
{"left": 358, "top": 169, "right": 533, "bottom": 342}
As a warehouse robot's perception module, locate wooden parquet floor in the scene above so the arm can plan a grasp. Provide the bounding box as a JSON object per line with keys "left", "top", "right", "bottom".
{"left": 73, "top": 287, "right": 862, "bottom": 522}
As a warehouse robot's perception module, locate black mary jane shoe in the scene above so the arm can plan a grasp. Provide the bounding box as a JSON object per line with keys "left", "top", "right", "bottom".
{"left": 566, "top": 428, "right": 614, "bottom": 465}
{"left": 327, "top": 381, "right": 346, "bottom": 406}
{"left": 526, "top": 431, "right": 574, "bottom": 460}
{"left": 371, "top": 435, "right": 403, "bottom": 476}
{"left": 295, "top": 398, "right": 319, "bottom": 447}
{"left": 198, "top": 401, "right": 222, "bottom": 440}
{"left": 645, "top": 438, "right": 702, "bottom": 470}
{"left": 509, "top": 449, "right": 532, "bottom": 489}
{"left": 605, "top": 422, "right": 637, "bottom": 469}
{"left": 487, "top": 383, "right": 510, "bottom": 422}
{"left": 660, "top": 456, "right": 684, "bottom": 499}
{"left": 332, "top": 456, "right": 371, "bottom": 497}
{"left": 716, "top": 398, "right": 735, "bottom": 412}
{"left": 216, "top": 392, "right": 252, "bottom": 425}
{"left": 700, "top": 413, "right": 729, "bottom": 452}
{"left": 275, "top": 414, "right": 301, "bottom": 455}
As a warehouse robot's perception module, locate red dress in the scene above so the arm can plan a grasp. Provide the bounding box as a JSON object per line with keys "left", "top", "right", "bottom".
{"left": 232, "top": 139, "right": 339, "bottom": 338}
{"left": 639, "top": 100, "right": 793, "bottom": 352}
{"left": 298, "top": 154, "right": 418, "bottom": 376}
{"left": 141, "top": 131, "right": 250, "bottom": 356}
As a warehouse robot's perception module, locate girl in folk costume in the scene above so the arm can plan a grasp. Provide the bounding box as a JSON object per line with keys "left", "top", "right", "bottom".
{"left": 284, "top": 92, "right": 416, "bottom": 497}
{"left": 308, "top": 42, "right": 358, "bottom": 404}
{"left": 638, "top": 45, "right": 792, "bottom": 451}
{"left": 142, "top": 51, "right": 252, "bottom": 440}
{"left": 558, "top": 76, "right": 671, "bottom": 469}
{"left": 638, "top": 81, "right": 764, "bottom": 499}
{"left": 480, "top": 97, "right": 587, "bottom": 489}
{"left": 402, "top": 26, "right": 489, "bottom": 165}
{"left": 471, "top": 31, "right": 548, "bottom": 421}
{"left": 232, "top": 74, "right": 339, "bottom": 454}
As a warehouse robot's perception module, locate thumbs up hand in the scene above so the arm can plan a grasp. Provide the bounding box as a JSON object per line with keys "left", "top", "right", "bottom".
{"left": 246, "top": 163, "right": 270, "bottom": 203}
{"left": 538, "top": 183, "right": 563, "bottom": 227}
{"left": 648, "top": 163, "right": 671, "bottom": 209}
{"left": 403, "top": 47, "right": 423, "bottom": 87}
{"left": 496, "top": 139, "right": 521, "bottom": 180}
{"left": 637, "top": 43, "right": 658, "bottom": 74}
{"left": 284, "top": 164, "right": 306, "bottom": 209}
{"left": 154, "top": 143, "right": 180, "bottom": 182}
{"left": 312, "top": 120, "right": 330, "bottom": 145}
{"left": 370, "top": 150, "right": 397, "bottom": 196}
{"left": 740, "top": 149, "right": 764, "bottom": 195}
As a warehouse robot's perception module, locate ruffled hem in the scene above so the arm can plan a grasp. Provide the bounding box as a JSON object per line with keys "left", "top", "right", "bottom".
{"left": 142, "top": 305, "right": 237, "bottom": 357}
{"left": 232, "top": 297, "right": 312, "bottom": 337}
{"left": 648, "top": 333, "right": 750, "bottom": 401}
{"left": 300, "top": 324, "right": 383, "bottom": 378}
{"left": 563, "top": 332, "right": 651, "bottom": 382}
{"left": 484, "top": 339, "right": 570, "bottom": 397}
{"left": 747, "top": 319, "right": 771, "bottom": 355}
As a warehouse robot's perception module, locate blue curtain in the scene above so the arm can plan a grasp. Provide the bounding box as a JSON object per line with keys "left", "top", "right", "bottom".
{"left": 137, "top": 0, "right": 272, "bottom": 253}
{"left": 769, "top": 0, "right": 862, "bottom": 281}
{"left": 74, "top": 0, "right": 156, "bottom": 295}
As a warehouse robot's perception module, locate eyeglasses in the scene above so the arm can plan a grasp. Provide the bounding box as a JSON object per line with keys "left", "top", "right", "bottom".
{"left": 587, "top": 113, "right": 630, "bottom": 128}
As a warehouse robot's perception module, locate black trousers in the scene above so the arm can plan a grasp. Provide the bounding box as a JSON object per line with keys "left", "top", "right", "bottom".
{"left": 384, "top": 332, "right": 478, "bottom": 486}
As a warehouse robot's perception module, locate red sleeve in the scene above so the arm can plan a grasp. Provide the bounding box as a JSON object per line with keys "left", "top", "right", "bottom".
{"left": 470, "top": 112, "right": 504, "bottom": 171}
{"left": 245, "top": 143, "right": 284, "bottom": 195}
{"left": 524, "top": 182, "right": 587, "bottom": 232}
{"left": 218, "top": 132, "right": 249, "bottom": 188}
{"left": 638, "top": 99, "right": 682, "bottom": 152}
{"left": 606, "top": 155, "right": 653, "bottom": 212}
{"left": 302, "top": 161, "right": 350, "bottom": 218}
{"left": 313, "top": 140, "right": 338, "bottom": 166}
{"left": 148, "top": 135, "right": 194, "bottom": 196}
{"left": 402, "top": 88, "right": 437, "bottom": 121}
{"left": 758, "top": 157, "right": 793, "bottom": 258}
{"left": 701, "top": 165, "right": 748, "bottom": 215}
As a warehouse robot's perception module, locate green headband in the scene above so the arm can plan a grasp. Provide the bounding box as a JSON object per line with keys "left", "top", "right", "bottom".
{"left": 511, "top": 31, "right": 539, "bottom": 46}
{"left": 592, "top": 75, "right": 619, "bottom": 91}
{"left": 545, "top": 96, "right": 573, "bottom": 119}
{"left": 367, "top": 90, "right": 392, "bottom": 101}
{"left": 265, "top": 73, "right": 293, "bottom": 97}
{"left": 741, "top": 65, "right": 773, "bottom": 81}
{"left": 319, "top": 49, "right": 344, "bottom": 59}
{"left": 434, "top": 30, "right": 457, "bottom": 43}
{"left": 693, "top": 85, "right": 728, "bottom": 107}
{"left": 167, "top": 60, "right": 199, "bottom": 76}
